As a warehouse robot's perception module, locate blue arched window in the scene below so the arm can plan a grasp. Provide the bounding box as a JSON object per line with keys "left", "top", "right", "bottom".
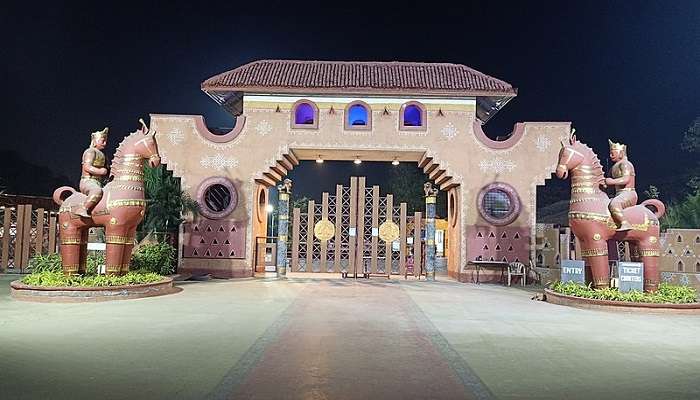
{"left": 403, "top": 105, "right": 422, "bottom": 126}
{"left": 400, "top": 102, "right": 426, "bottom": 131}
{"left": 348, "top": 104, "right": 368, "bottom": 126}
{"left": 294, "top": 103, "right": 315, "bottom": 125}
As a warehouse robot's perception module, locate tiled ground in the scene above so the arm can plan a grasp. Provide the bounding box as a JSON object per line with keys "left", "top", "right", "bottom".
{"left": 1, "top": 274, "right": 698, "bottom": 399}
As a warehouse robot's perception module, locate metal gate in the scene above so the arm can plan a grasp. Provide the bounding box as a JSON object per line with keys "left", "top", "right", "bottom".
{"left": 288, "top": 177, "right": 423, "bottom": 278}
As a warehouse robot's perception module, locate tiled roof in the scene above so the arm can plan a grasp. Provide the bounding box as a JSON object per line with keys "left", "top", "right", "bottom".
{"left": 202, "top": 60, "right": 516, "bottom": 96}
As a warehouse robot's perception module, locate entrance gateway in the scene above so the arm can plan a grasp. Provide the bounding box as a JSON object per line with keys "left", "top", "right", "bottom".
{"left": 288, "top": 177, "right": 423, "bottom": 278}
{"left": 151, "top": 59, "right": 571, "bottom": 280}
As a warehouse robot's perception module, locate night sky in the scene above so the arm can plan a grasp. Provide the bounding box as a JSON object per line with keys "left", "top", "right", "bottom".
{"left": 2, "top": 1, "right": 699, "bottom": 202}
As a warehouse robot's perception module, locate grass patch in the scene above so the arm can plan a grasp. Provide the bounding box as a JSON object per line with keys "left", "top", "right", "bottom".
{"left": 21, "top": 270, "right": 165, "bottom": 287}
{"left": 550, "top": 281, "right": 697, "bottom": 304}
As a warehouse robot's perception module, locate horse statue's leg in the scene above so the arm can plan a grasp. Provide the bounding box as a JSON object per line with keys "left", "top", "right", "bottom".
{"left": 586, "top": 254, "right": 611, "bottom": 289}
{"left": 119, "top": 226, "right": 138, "bottom": 275}
{"left": 78, "top": 229, "right": 89, "bottom": 274}
{"left": 57, "top": 216, "right": 82, "bottom": 275}
{"left": 637, "top": 236, "right": 661, "bottom": 292}
{"left": 105, "top": 226, "right": 129, "bottom": 276}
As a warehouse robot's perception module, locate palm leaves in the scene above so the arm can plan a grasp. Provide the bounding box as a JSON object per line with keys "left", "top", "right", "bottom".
{"left": 662, "top": 190, "right": 700, "bottom": 230}
{"left": 141, "top": 165, "right": 199, "bottom": 236}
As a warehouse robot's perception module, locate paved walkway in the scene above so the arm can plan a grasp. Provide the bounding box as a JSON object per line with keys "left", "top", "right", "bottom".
{"left": 1, "top": 274, "right": 699, "bottom": 399}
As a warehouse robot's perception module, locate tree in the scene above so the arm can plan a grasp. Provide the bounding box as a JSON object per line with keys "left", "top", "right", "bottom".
{"left": 141, "top": 165, "right": 199, "bottom": 240}
{"left": 662, "top": 190, "right": 700, "bottom": 230}
{"left": 387, "top": 163, "right": 425, "bottom": 214}
{"left": 386, "top": 163, "right": 447, "bottom": 216}
{"left": 643, "top": 185, "right": 660, "bottom": 199}
{"left": 681, "top": 117, "right": 700, "bottom": 153}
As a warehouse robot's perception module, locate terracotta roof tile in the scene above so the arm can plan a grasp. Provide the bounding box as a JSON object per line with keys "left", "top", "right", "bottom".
{"left": 202, "top": 60, "right": 516, "bottom": 96}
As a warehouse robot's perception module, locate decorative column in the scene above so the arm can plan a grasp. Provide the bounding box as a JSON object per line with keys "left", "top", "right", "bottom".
{"left": 424, "top": 182, "right": 437, "bottom": 280}
{"left": 276, "top": 179, "right": 292, "bottom": 278}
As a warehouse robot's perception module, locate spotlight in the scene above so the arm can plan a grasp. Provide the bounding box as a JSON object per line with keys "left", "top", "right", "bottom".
{"left": 354, "top": 156, "right": 362, "bottom": 165}
{"left": 316, "top": 155, "right": 324, "bottom": 164}
{"left": 265, "top": 204, "right": 274, "bottom": 213}
{"left": 392, "top": 158, "right": 399, "bottom": 166}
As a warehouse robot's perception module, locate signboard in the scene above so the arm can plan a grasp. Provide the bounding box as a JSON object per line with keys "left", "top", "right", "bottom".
{"left": 371, "top": 227, "right": 379, "bottom": 237}
{"left": 87, "top": 242, "right": 106, "bottom": 251}
{"left": 618, "top": 262, "right": 644, "bottom": 292}
{"left": 435, "top": 230, "right": 445, "bottom": 256}
{"left": 561, "top": 260, "right": 585, "bottom": 284}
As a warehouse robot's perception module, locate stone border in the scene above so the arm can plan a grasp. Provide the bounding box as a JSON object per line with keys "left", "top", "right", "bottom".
{"left": 10, "top": 278, "right": 179, "bottom": 303}
{"left": 544, "top": 288, "right": 700, "bottom": 313}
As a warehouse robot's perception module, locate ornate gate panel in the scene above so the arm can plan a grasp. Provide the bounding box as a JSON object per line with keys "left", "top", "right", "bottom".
{"left": 289, "top": 177, "right": 416, "bottom": 278}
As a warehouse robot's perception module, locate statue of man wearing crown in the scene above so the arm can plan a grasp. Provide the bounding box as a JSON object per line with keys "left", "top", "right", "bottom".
{"left": 75, "top": 128, "right": 109, "bottom": 217}
{"left": 605, "top": 139, "right": 637, "bottom": 231}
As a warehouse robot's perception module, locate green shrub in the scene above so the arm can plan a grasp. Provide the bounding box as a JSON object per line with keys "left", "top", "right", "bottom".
{"left": 130, "top": 242, "right": 176, "bottom": 275}
{"left": 21, "top": 270, "right": 164, "bottom": 287}
{"left": 29, "top": 253, "right": 105, "bottom": 275}
{"left": 28, "top": 253, "right": 63, "bottom": 273}
{"left": 86, "top": 253, "right": 104, "bottom": 275}
{"left": 550, "top": 281, "right": 697, "bottom": 304}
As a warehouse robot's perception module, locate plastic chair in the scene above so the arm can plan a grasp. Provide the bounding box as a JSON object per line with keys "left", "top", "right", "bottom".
{"left": 507, "top": 261, "right": 526, "bottom": 286}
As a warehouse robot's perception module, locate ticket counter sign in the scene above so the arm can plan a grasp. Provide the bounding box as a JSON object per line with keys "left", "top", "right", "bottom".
{"left": 561, "top": 260, "right": 585, "bottom": 284}
{"left": 618, "top": 262, "right": 644, "bottom": 292}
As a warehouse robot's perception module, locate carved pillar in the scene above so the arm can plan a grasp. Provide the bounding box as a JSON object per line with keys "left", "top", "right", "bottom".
{"left": 424, "top": 183, "right": 437, "bottom": 280}
{"left": 276, "top": 179, "right": 292, "bottom": 278}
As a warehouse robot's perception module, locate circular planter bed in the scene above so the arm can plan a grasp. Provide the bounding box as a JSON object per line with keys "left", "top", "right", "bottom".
{"left": 10, "top": 277, "right": 180, "bottom": 303}
{"left": 544, "top": 288, "right": 700, "bottom": 313}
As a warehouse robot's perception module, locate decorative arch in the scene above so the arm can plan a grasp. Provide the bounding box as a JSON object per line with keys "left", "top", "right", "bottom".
{"left": 291, "top": 99, "right": 319, "bottom": 129}
{"left": 194, "top": 114, "right": 246, "bottom": 143}
{"left": 344, "top": 101, "right": 372, "bottom": 130}
{"left": 472, "top": 120, "right": 525, "bottom": 149}
{"left": 399, "top": 101, "right": 427, "bottom": 131}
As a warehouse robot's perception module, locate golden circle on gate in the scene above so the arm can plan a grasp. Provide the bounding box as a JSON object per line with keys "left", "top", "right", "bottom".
{"left": 378, "top": 220, "right": 400, "bottom": 242}
{"left": 313, "top": 219, "right": 335, "bottom": 241}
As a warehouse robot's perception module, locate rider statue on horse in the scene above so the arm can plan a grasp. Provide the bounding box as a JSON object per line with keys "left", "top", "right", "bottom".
{"left": 76, "top": 127, "right": 110, "bottom": 217}
{"left": 605, "top": 139, "right": 637, "bottom": 231}
{"left": 53, "top": 119, "right": 160, "bottom": 276}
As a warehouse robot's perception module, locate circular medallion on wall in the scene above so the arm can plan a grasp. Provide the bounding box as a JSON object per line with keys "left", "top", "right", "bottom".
{"left": 477, "top": 182, "right": 521, "bottom": 226}
{"left": 314, "top": 219, "right": 335, "bottom": 241}
{"left": 196, "top": 177, "right": 238, "bottom": 219}
{"left": 378, "top": 221, "right": 400, "bottom": 242}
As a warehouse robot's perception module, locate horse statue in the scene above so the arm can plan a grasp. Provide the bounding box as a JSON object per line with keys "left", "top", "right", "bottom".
{"left": 555, "top": 131, "right": 665, "bottom": 292}
{"left": 52, "top": 121, "right": 160, "bottom": 276}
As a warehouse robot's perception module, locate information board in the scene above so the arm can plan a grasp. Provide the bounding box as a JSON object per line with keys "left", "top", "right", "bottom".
{"left": 561, "top": 259, "right": 586, "bottom": 284}
{"left": 618, "top": 261, "right": 644, "bottom": 292}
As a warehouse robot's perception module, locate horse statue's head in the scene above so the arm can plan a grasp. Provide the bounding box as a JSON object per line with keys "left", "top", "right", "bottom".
{"left": 131, "top": 118, "right": 161, "bottom": 168}
{"left": 555, "top": 128, "right": 585, "bottom": 180}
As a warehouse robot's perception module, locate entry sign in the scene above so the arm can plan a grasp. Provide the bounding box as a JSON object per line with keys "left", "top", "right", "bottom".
{"left": 561, "top": 260, "right": 585, "bottom": 284}
{"left": 618, "top": 262, "right": 644, "bottom": 292}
